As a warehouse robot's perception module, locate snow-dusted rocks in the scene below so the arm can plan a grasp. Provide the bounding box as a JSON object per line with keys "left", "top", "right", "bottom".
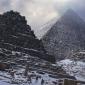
{"left": 0, "top": 10, "right": 55, "bottom": 62}
{"left": 42, "top": 9, "right": 85, "bottom": 60}
{"left": 0, "top": 52, "right": 72, "bottom": 85}
{"left": 57, "top": 59, "right": 85, "bottom": 81}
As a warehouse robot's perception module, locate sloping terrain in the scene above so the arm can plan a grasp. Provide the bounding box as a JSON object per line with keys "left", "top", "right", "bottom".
{"left": 0, "top": 10, "right": 69, "bottom": 85}
{"left": 58, "top": 59, "right": 85, "bottom": 81}
{"left": 0, "top": 10, "right": 44, "bottom": 52}
{"left": 0, "top": 10, "right": 55, "bottom": 62}
{"left": 37, "top": 17, "right": 57, "bottom": 39}
{"left": 42, "top": 9, "right": 85, "bottom": 60}
{"left": 0, "top": 10, "right": 85, "bottom": 85}
{"left": 0, "top": 49, "right": 73, "bottom": 85}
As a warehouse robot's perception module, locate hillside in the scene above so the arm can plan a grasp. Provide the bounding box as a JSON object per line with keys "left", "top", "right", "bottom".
{"left": 42, "top": 9, "right": 85, "bottom": 60}
{"left": 0, "top": 10, "right": 55, "bottom": 63}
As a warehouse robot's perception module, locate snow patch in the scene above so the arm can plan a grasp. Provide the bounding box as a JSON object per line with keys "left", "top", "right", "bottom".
{"left": 57, "top": 59, "right": 85, "bottom": 81}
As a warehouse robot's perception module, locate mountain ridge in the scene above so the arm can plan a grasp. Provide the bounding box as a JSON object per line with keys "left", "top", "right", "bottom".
{"left": 0, "top": 10, "right": 55, "bottom": 63}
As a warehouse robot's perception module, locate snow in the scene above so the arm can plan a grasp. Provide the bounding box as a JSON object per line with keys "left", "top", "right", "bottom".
{"left": 79, "top": 52, "right": 85, "bottom": 54}
{"left": 57, "top": 59, "right": 85, "bottom": 81}
{"left": 0, "top": 68, "right": 58, "bottom": 85}
{"left": 0, "top": 81, "right": 10, "bottom": 85}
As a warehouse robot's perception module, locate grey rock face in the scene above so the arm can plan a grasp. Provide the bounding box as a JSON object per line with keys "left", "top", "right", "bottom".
{"left": 42, "top": 9, "right": 85, "bottom": 60}
{"left": 0, "top": 10, "right": 55, "bottom": 63}
{"left": 0, "top": 10, "right": 45, "bottom": 52}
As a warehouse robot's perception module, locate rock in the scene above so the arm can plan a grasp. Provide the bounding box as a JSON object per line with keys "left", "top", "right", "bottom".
{"left": 0, "top": 10, "right": 46, "bottom": 52}
{"left": 37, "top": 71, "right": 45, "bottom": 74}
{"left": 0, "top": 62, "right": 10, "bottom": 70}
{"left": 0, "top": 10, "right": 55, "bottom": 63}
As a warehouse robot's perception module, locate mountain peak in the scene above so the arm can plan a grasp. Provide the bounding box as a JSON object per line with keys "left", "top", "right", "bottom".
{"left": 42, "top": 9, "right": 85, "bottom": 60}
{"left": 57, "top": 9, "right": 85, "bottom": 29}
{"left": 61, "top": 9, "right": 80, "bottom": 19}
{"left": 62, "top": 9, "right": 80, "bottom": 19}
{"left": 65, "top": 9, "right": 77, "bottom": 15}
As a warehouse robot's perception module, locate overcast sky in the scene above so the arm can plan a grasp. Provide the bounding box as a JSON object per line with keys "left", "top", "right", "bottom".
{"left": 0, "top": 0, "right": 85, "bottom": 36}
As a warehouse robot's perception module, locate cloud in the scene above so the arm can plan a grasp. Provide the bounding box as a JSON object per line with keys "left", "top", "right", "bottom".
{"left": 0, "top": 0, "right": 11, "bottom": 13}
{"left": 10, "top": 0, "right": 58, "bottom": 27}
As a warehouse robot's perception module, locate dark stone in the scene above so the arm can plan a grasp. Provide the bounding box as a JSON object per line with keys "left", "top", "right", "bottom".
{"left": 0, "top": 62, "right": 10, "bottom": 70}
{"left": 0, "top": 10, "right": 55, "bottom": 63}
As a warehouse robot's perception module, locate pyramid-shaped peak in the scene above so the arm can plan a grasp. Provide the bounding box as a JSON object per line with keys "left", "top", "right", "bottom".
{"left": 42, "top": 8, "right": 85, "bottom": 60}
{"left": 57, "top": 8, "right": 85, "bottom": 27}
{"left": 62, "top": 9, "right": 79, "bottom": 18}
{"left": 65, "top": 9, "right": 77, "bottom": 14}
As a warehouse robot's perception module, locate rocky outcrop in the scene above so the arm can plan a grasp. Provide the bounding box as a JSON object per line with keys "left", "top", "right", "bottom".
{"left": 0, "top": 10, "right": 43, "bottom": 50}
{"left": 42, "top": 9, "right": 85, "bottom": 60}
{"left": 0, "top": 62, "right": 10, "bottom": 70}
{"left": 0, "top": 10, "right": 55, "bottom": 63}
{"left": 72, "top": 51, "right": 85, "bottom": 61}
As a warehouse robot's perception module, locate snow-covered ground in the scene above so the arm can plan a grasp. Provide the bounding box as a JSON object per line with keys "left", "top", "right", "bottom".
{"left": 0, "top": 49, "right": 85, "bottom": 84}
{"left": 0, "top": 50, "right": 64, "bottom": 85}
{"left": 0, "top": 68, "right": 57, "bottom": 85}
{"left": 57, "top": 59, "right": 85, "bottom": 81}
{"left": 0, "top": 59, "right": 85, "bottom": 85}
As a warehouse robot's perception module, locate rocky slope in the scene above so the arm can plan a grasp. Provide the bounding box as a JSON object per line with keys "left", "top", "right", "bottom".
{"left": 42, "top": 9, "right": 85, "bottom": 60}
{"left": 37, "top": 17, "right": 57, "bottom": 39}
{"left": 0, "top": 50, "right": 76, "bottom": 85}
{"left": 0, "top": 10, "right": 55, "bottom": 63}
{"left": 57, "top": 59, "right": 85, "bottom": 81}
{"left": 0, "top": 10, "right": 43, "bottom": 51}
{"left": 0, "top": 10, "right": 75, "bottom": 85}
{"left": 0, "top": 10, "right": 84, "bottom": 85}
